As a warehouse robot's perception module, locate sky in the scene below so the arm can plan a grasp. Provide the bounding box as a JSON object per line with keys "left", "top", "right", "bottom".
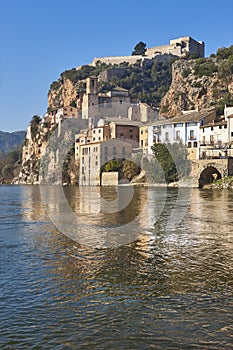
{"left": 0, "top": 0, "right": 232, "bottom": 132}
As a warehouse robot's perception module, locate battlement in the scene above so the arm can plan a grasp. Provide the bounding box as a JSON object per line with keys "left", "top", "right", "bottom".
{"left": 87, "top": 36, "right": 204, "bottom": 68}
{"left": 146, "top": 36, "right": 204, "bottom": 58}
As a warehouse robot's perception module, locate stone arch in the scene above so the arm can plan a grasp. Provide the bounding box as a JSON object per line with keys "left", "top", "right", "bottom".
{"left": 198, "top": 166, "right": 222, "bottom": 188}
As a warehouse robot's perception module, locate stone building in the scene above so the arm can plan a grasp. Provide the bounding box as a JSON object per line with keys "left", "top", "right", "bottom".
{"left": 89, "top": 36, "right": 204, "bottom": 68}
{"left": 146, "top": 36, "right": 204, "bottom": 58}
{"left": 79, "top": 138, "right": 134, "bottom": 186}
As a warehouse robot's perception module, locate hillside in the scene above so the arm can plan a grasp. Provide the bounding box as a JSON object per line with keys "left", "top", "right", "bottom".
{"left": 48, "top": 45, "right": 233, "bottom": 116}
{"left": 0, "top": 130, "right": 25, "bottom": 153}
{"left": 160, "top": 46, "right": 233, "bottom": 116}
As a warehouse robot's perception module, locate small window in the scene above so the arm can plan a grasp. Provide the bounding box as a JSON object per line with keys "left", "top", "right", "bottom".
{"left": 122, "top": 147, "right": 125, "bottom": 155}
{"left": 176, "top": 130, "right": 181, "bottom": 141}
{"left": 189, "top": 130, "right": 195, "bottom": 140}
{"left": 219, "top": 125, "right": 222, "bottom": 129}
{"left": 113, "top": 147, "right": 117, "bottom": 155}
{"left": 211, "top": 126, "right": 214, "bottom": 131}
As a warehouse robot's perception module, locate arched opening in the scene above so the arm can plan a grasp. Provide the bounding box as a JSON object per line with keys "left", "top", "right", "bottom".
{"left": 198, "top": 166, "right": 221, "bottom": 188}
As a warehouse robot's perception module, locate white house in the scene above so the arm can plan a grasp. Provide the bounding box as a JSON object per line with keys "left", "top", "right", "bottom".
{"left": 145, "top": 108, "right": 216, "bottom": 160}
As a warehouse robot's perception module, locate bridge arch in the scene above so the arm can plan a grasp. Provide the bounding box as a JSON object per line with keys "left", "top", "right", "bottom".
{"left": 198, "top": 166, "right": 221, "bottom": 188}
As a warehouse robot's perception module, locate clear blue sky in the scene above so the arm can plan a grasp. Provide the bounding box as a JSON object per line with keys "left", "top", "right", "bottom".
{"left": 0, "top": 0, "right": 232, "bottom": 132}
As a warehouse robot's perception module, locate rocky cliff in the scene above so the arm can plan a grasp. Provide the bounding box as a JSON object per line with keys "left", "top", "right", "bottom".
{"left": 160, "top": 53, "right": 233, "bottom": 116}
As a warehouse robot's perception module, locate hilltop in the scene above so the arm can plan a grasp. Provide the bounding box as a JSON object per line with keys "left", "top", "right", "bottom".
{"left": 48, "top": 42, "right": 233, "bottom": 118}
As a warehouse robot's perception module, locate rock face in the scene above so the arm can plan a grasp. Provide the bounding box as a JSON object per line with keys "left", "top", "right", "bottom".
{"left": 48, "top": 77, "right": 77, "bottom": 109}
{"left": 160, "top": 58, "right": 233, "bottom": 117}
{"left": 13, "top": 119, "right": 88, "bottom": 185}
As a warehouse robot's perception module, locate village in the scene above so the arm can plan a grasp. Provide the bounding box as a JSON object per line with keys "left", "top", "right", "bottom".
{"left": 21, "top": 73, "right": 233, "bottom": 188}
{"left": 20, "top": 36, "right": 233, "bottom": 187}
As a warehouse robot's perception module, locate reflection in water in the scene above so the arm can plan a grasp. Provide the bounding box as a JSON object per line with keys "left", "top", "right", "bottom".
{"left": 1, "top": 185, "right": 233, "bottom": 349}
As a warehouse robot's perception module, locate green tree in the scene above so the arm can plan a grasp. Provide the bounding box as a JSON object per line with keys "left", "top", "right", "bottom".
{"left": 132, "top": 41, "right": 146, "bottom": 56}
{"left": 121, "top": 160, "right": 140, "bottom": 181}
{"left": 151, "top": 143, "right": 191, "bottom": 183}
{"left": 102, "top": 159, "right": 121, "bottom": 172}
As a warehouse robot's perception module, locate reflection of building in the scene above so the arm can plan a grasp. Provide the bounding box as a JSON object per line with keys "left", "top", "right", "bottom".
{"left": 79, "top": 139, "right": 136, "bottom": 186}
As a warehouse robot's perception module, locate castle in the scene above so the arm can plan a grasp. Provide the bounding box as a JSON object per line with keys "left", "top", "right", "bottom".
{"left": 90, "top": 36, "right": 204, "bottom": 67}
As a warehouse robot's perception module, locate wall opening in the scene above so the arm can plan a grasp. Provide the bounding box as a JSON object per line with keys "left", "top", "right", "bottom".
{"left": 198, "top": 166, "right": 221, "bottom": 188}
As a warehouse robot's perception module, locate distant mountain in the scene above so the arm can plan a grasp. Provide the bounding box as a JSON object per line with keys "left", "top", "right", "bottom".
{"left": 0, "top": 130, "right": 25, "bottom": 153}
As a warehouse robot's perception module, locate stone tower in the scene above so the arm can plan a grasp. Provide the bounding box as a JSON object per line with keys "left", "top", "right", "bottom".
{"left": 82, "top": 76, "right": 99, "bottom": 119}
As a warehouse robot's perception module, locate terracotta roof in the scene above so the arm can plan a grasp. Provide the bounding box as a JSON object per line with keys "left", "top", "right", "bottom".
{"left": 147, "top": 108, "right": 215, "bottom": 126}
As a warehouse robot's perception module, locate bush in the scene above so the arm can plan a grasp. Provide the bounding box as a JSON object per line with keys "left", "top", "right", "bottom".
{"left": 182, "top": 68, "right": 191, "bottom": 78}
{"left": 194, "top": 59, "right": 217, "bottom": 78}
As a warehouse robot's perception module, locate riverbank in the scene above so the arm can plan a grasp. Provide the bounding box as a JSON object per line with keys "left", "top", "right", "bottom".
{"left": 204, "top": 176, "right": 233, "bottom": 189}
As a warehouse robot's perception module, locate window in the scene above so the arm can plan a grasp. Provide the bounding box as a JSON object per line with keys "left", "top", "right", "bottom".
{"left": 99, "top": 129, "right": 101, "bottom": 133}
{"left": 219, "top": 125, "right": 222, "bottom": 129}
{"left": 187, "top": 142, "right": 192, "bottom": 148}
{"left": 193, "top": 141, "right": 198, "bottom": 148}
{"left": 231, "top": 132, "right": 233, "bottom": 137}
{"left": 189, "top": 130, "right": 195, "bottom": 140}
{"left": 224, "top": 125, "right": 227, "bottom": 129}
{"left": 165, "top": 132, "right": 169, "bottom": 142}
{"left": 130, "top": 134, "right": 133, "bottom": 139}
{"left": 93, "top": 130, "right": 96, "bottom": 134}
{"left": 211, "top": 126, "right": 214, "bottom": 131}
{"left": 119, "top": 100, "right": 123, "bottom": 104}
{"left": 176, "top": 130, "right": 181, "bottom": 141}
{"left": 113, "top": 147, "right": 117, "bottom": 155}
{"left": 120, "top": 133, "right": 124, "bottom": 138}
{"left": 104, "top": 147, "right": 108, "bottom": 154}
{"left": 141, "top": 140, "right": 143, "bottom": 147}
{"left": 202, "top": 136, "right": 205, "bottom": 144}
{"left": 122, "top": 147, "right": 126, "bottom": 155}
{"left": 210, "top": 135, "right": 214, "bottom": 144}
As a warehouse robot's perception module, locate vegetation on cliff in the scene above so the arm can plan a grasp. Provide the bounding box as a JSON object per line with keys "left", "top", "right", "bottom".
{"left": 48, "top": 44, "right": 233, "bottom": 116}
{"left": 160, "top": 45, "right": 233, "bottom": 116}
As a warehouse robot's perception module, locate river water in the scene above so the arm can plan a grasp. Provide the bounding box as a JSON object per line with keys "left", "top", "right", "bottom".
{"left": 1, "top": 185, "right": 233, "bottom": 349}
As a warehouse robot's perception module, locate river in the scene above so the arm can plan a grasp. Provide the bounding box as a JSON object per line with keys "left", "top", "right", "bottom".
{"left": 1, "top": 185, "right": 233, "bottom": 349}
